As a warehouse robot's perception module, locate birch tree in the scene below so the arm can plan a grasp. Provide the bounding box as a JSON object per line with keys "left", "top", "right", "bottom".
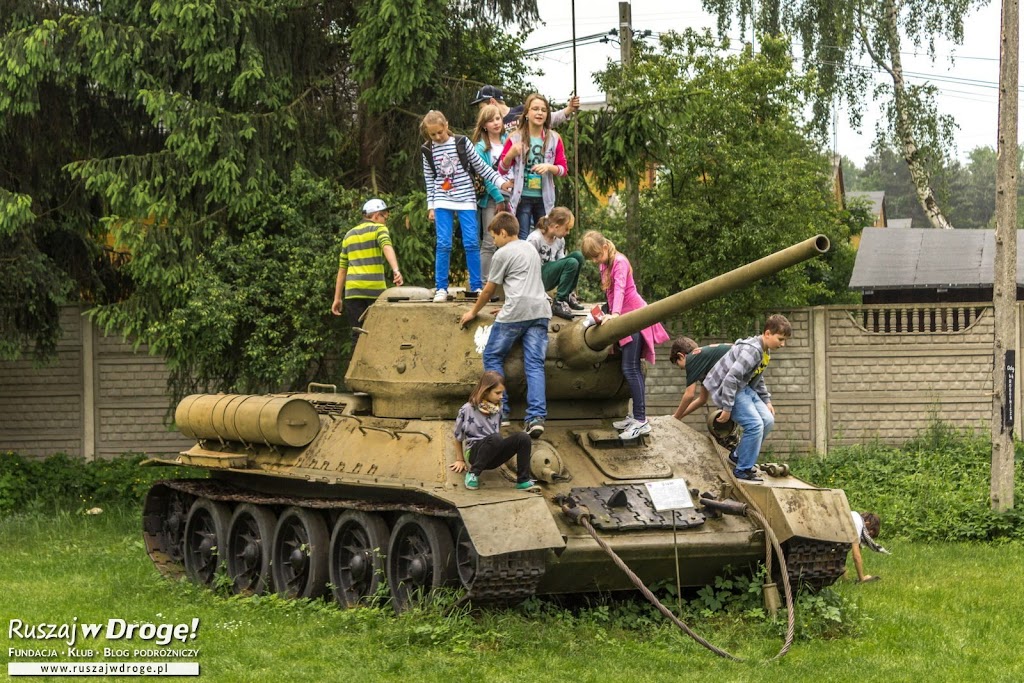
{"left": 703, "top": 0, "right": 988, "bottom": 229}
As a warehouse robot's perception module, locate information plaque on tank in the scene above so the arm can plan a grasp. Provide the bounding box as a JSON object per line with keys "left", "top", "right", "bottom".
{"left": 644, "top": 479, "right": 695, "bottom": 512}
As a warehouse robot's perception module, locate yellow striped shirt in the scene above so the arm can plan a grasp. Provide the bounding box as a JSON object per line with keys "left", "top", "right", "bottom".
{"left": 338, "top": 221, "right": 393, "bottom": 299}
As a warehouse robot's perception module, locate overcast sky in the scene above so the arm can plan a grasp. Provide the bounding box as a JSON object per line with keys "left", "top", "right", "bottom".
{"left": 524, "top": 1, "right": 1018, "bottom": 167}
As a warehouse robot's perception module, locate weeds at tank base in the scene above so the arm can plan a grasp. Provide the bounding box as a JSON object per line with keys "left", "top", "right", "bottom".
{"left": 514, "top": 571, "right": 859, "bottom": 644}
{"left": 0, "top": 450, "right": 202, "bottom": 516}
{"left": 787, "top": 419, "right": 1024, "bottom": 543}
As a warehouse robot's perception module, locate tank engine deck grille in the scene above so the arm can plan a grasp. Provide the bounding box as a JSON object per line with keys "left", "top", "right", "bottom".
{"left": 569, "top": 485, "right": 706, "bottom": 530}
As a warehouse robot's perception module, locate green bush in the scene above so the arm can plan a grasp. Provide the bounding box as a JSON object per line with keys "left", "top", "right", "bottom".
{"left": 790, "top": 421, "right": 1024, "bottom": 542}
{"left": 0, "top": 451, "right": 202, "bottom": 516}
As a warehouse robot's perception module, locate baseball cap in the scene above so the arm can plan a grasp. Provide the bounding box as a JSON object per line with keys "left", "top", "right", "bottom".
{"left": 470, "top": 85, "right": 504, "bottom": 105}
{"left": 362, "top": 198, "right": 390, "bottom": 214}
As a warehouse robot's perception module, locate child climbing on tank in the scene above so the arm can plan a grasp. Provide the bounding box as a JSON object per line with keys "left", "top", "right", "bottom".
{"left": 459, "top": 212, "right": 550, "bottom": 439}
{"left": 527, "top": 206, "right": 585, "bottom": 320}
{"left": 471, "top": 104, "right": 510, "bottom": 282}
{"left": 421, "top": 110, "right": 512, "bottom": 302}
{"left": 581, "top": 230, "right": 670, "bottom": 440}
{"left": 702, "top": 314, "right": 791, "bottom": 483}
{"left": 451, "top": 370, "right": 536, "bottom": 491}
{"left": 498, "top": 93, "right": 568, "bottom": 238}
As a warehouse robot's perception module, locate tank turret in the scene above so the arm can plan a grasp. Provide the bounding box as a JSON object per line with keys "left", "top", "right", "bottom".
{"left": 345, "top": 235, "right": 829, "bottom": 418}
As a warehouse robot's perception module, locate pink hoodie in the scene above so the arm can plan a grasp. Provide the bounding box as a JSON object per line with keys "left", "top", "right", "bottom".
{"left": 601, "top": 253, "right": 670, "bottom": 364}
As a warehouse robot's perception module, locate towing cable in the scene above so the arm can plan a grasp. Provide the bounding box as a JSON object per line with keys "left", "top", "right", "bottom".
{"left": 558, "top": 494, "right": 796, "bottom": 661}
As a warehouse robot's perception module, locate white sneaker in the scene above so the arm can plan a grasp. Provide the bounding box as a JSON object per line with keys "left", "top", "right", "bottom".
{"left": 619, "top": 420, "right": 652, "bottom": 439}
{"left": 612, "top": 415, "right": 636, "bottom": 430}
{"left": 433, "top": 289, "right": 448, "bottom": 303}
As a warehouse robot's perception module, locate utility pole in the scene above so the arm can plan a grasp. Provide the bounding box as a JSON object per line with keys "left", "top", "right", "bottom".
{"left": 992, "top": 0, "right": 1018, "bottom": 512}
{"left": 618, "top": 1, "right": 641, "bottom": 264}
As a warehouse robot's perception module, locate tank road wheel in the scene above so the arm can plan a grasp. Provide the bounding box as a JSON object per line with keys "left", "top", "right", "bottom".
{"left": 226, "top": 504, "right": 277, "bottom": 595}
{"left": 387, "top": 514, "right": 456, "bottom": 612}
{"left": 272, "top": 506, "right": 329, "bottom": 599}
{"left": 329, "top": 511, "right": 390, "bottom": 608}
{"left": 183, "top": 498, "right": 231, "bottom": 586}
{"left": 454, "top": 523, "right": 480, "bottom": 590}
{"left": 142, "top": 484, "right": 192, "bottom": 578}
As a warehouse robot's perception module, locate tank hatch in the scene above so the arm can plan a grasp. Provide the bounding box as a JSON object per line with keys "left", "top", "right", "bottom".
{"left": 568, "top": 485, "right": 706, "bottom": 530}
{"left": 572, "top": 430, "right": 672, "bottom": 480}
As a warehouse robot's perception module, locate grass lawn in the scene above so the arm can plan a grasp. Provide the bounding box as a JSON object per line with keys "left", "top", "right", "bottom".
{"left": 2, "top": 506, "right": 1023, "bottom": 683}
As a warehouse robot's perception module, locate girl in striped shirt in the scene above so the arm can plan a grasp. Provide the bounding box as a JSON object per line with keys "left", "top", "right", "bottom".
{"left": 421, "top": 110, "right": 512, "bottom": 302}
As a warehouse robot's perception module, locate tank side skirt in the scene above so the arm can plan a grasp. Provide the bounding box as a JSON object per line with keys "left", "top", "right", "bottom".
{"left": 157, "top": 478, "right": 458, "bottom": 516}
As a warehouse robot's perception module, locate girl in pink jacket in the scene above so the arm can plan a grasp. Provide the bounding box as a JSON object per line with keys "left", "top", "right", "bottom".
{"left": 582, "top": 231, "right": 670, "bottom": 438}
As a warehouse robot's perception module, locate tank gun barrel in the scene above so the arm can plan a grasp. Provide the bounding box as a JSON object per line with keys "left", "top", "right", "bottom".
{"left": 583, "top": 234, "right": 830, "bottom": 351}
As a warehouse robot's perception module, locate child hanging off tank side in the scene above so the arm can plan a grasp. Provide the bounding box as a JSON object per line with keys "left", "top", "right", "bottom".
{"left": 450, "top": 370, "right": 536, "bottom": 491}
{"left": 526, "top": 207, "right": 585, "bottom": 320}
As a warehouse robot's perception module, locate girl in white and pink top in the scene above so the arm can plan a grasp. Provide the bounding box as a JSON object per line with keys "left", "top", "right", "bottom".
{"left": 497, "top": 93, "right": 568, "bottom": 239}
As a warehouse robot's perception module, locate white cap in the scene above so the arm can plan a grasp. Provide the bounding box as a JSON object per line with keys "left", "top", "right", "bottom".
{"left": 362, "top": 198, "right": 390, "bottom": 214}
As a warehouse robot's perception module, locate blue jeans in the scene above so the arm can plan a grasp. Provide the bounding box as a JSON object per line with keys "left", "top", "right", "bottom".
{"left": 482, "top": 318, "right": 548, "bottom": 422}
{"left": 435, "top": 207, "right": 483, "bottom": 291}
{"left": 732, "top": 386, "right": 774, "bottom": 473}
{"left": 619, "top": 332, "right": 646, "bottom": 421}
{"left": 515, "top": 196, "right": 545, "bottom": 240}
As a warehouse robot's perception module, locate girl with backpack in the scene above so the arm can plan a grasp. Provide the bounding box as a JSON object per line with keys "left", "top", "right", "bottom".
{"left": 497, "top": 94, "right": 568, "bottom": 239}
{"left": 421, "top": 110, "right": 512, "bottom": 302}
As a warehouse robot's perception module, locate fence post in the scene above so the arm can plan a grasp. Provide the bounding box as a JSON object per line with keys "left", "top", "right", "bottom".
{"left": 82, "top": 309, "right": 96, "bottom": 462}
{"left": 813, "top": 306, "right": 828, "bottom": 455}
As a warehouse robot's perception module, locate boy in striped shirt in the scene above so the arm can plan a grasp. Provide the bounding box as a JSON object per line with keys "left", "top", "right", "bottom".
{"left": 331, "top": 198, "right": 403, "bottom": 342}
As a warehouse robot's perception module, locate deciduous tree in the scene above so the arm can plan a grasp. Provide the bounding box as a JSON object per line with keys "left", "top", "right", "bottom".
{"left": 582, "top": 32, "right": 859, "bottom": 338}
{"left": 703, "top": 0, "right": 988, "bottom": 229}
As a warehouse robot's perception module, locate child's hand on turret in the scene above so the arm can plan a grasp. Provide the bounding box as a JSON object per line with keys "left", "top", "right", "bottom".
{"left": 459, "top": 311, "right": 476, "bottom": 328}
{"left": 450, "top": 460, "right": 468, "bottom": 473}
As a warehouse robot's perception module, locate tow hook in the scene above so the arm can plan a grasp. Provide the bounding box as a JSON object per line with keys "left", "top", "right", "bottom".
{"left": 554, "top": 494, "right": 593, "bottom": 525}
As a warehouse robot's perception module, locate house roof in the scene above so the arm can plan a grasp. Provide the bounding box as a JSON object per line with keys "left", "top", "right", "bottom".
{"left": 847, "top": 191, "right": 886, "bottom": 218}
{"left": 849, "top": 227, "right": 1024, "bottom": 290}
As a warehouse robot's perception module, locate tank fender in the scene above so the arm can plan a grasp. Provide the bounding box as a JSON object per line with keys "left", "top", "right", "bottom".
{"left": 741, "top": 486, "right": 858, "bottom": 545}
{"left": 458, "top": 497, "right": 566, "bottom": 557}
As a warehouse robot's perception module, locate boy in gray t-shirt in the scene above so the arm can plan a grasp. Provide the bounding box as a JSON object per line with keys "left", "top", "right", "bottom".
{"left": 459, "top": 212, "right": 551, "bottom": 438}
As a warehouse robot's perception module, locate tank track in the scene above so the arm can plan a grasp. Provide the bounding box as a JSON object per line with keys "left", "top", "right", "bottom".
{"left": 144, "top": 479, "right": 546, "bottom": 603}
{"left": 781, "top": 537, "right": 850, "bottom": 591}
{"left": 465, "top": 550, "right": 548, "bottom": 603}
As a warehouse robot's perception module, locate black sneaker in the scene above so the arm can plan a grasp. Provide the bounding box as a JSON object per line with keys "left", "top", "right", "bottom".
{"left": 734, "top": 468, "right": 763, "bottom": 483}
{"left": 525, "top": 418, "right": 545, "bottom": 439}
{"left": 551, "top": 300, "right": 574, "bottom": 320}
{"left": 567, "top": 292, "right": 585, "bottom": 310}
{"left": 728, "top": 451, "right": 738, "bottom": 466}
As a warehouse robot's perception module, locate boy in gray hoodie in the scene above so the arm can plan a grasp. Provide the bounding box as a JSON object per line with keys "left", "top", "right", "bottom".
{"left": 702, "top": 314, "right": 791, "bottom": 482}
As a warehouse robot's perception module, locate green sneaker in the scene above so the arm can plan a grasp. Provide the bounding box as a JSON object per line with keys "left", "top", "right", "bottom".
{"left": 515, "top": 480, "right": 538, "bottom": 490}
{"left": 464, "top": 472, "right": 479, "bottom": 490}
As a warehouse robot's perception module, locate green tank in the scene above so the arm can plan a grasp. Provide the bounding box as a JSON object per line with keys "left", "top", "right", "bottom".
{"left": 142, "top": 235, "right": 858, "bottom": 609}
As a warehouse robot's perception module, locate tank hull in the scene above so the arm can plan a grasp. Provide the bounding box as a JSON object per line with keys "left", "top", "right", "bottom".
{"left": 144, "top": 391, "right": 855, "bottom": 603}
